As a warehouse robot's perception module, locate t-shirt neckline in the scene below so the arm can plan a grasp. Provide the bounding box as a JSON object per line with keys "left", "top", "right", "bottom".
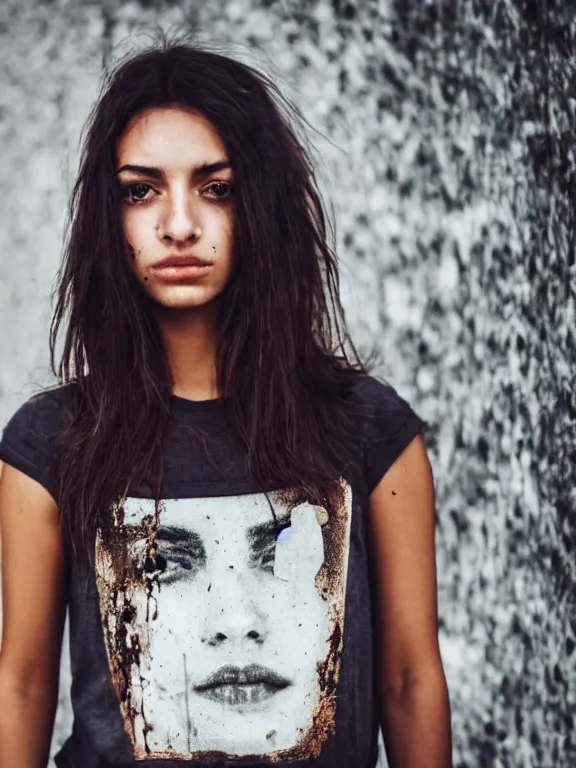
{"left": 169, "top": 394, "right": 224, "bottom": 413}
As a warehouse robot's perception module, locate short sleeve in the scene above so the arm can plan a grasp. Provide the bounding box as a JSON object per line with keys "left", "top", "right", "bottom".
{"left": 353, "top": 375, "right": 428, "bottom": 494}
{"left": 0, "top": 387, "right": 71, "bottom": 500}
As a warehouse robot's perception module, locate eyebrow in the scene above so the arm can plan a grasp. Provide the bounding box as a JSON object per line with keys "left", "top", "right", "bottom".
{"left": 116, "top": 159, "right": 232, "bottom": 182}
{"left": 155, "top": 525, "right": 204, "bottom": 550}
{"left": 155, "top": 513, "right": 292, "bottom": 553}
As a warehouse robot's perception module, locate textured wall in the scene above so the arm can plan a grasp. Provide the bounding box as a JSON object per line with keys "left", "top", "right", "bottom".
{"left": 1, "top": 1, "right": 574, "bottom": 766}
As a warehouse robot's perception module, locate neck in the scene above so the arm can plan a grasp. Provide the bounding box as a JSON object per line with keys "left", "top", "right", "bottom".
{"left": 155, "top": 304, "right": 220, "bottom": 402}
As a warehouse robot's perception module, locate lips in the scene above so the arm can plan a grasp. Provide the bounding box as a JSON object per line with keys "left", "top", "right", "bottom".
{"left": 153, "top": 254, "right": 213, "bottom": 269}
{"left": 194, "top": 664, "right": 291, "bottom": 707}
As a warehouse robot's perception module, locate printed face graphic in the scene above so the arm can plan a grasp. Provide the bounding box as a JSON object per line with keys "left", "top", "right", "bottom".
{"left": 95, "top": 485, "right": 352, "bottom": 761}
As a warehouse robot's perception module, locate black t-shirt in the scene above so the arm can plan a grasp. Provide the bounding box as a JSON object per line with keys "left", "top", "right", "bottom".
{"left": 0, "top": 375, "right": 426, "bottom": 768}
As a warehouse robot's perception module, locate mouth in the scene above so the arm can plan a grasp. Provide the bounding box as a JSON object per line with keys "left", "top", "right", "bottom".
{"left": 194, "top": 664, "right": 291, "bottom": 707}
{"left": 153, "top": 254, "right": 213, "bottom": 269}
{"left": 150, "top": 254, "right": 213, "bottom": 282}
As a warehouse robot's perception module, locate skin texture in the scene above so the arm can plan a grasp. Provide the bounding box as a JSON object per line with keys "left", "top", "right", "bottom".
{"left": 117, "top": 105, "right": 235, "bottom": 401}
{"left": 369, "top": 434, "right": 452, "bottom": 767}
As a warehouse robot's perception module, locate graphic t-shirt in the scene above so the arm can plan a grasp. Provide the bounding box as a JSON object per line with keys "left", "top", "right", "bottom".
{"left": 0, "top": 375, "right": 427, "bottom": 768}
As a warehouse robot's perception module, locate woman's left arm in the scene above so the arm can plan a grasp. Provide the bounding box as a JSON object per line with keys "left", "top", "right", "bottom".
{"left": 369, "top": 433, "right": 452, "bottom": 768}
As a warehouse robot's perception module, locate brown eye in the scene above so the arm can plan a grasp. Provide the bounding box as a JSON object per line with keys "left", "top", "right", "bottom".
{"left": 121, "top": 182, "right": 153, "bottom": 204}
{"left": 203, "top": 181, "right": 233, "bottom": 201}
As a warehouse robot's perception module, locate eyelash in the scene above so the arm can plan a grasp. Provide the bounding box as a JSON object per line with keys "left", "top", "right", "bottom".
{"left": 120, "top": 181, "right": 233, "bottom": 206}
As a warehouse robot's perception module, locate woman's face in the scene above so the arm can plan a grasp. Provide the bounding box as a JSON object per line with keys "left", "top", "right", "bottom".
{"left": 96, "top": 493, "right": 337, "bottom": 758}
{"left": 116, "top": 105, "right": 234, "bottom": 311}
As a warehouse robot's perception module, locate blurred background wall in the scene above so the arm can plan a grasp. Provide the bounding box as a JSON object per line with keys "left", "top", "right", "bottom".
{"left": 0, "top": 1, "right": 574, "bottom": 766}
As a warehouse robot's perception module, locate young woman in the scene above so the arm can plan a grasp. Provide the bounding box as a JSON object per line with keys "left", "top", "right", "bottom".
{"left": 0, "top": 39, "right": 451, "bottom": 768}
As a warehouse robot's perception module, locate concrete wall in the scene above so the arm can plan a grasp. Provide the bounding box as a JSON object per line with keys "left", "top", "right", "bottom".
{"left": 1, "top": 1, "right": 574, "bottom": 766}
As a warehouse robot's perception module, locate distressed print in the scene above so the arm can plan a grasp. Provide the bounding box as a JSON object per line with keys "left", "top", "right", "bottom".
{"left": 94, "top": 481, "right": 353, "bottom": 761}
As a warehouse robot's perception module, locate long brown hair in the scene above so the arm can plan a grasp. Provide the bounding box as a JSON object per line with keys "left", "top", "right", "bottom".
{"left": 50, "top": 34, "right": 369, "bottom": 562}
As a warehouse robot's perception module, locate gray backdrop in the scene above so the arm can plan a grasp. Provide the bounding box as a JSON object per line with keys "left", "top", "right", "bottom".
{"left": 0, "top": 1, "right": 574, "bottom": 767}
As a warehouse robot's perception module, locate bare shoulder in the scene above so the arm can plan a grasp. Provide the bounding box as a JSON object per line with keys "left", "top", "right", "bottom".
{"left": 0, "top": 463, "right": 66, "bottom": 694}
{"left": 368, "top": 434, "right": 441, "bottom": 685}
{"left": 369, "top": 433, "right": 435, "bottom": 523}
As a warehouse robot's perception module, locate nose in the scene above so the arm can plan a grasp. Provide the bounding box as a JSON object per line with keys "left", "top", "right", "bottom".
{"left": 201, "top": 568, "right": 268, "bottom": 648}
{"left": 158, "top": 190, "right": 202, "bottom": 244}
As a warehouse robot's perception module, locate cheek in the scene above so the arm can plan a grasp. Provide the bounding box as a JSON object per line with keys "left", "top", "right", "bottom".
{"left": 121, "top": 208, "right": 134, "bottom": 242}
{"left": 122, "top": 210, "right": 149, "bottom": 255}
{"left": 212, "top": 209, "right": 234, "bottom": 248}
{"left": 154, "top": 582, "right": 204, "bottom": 625}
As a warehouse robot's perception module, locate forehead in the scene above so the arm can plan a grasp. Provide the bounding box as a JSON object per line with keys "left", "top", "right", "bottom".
{"left": 123, "top": 493, "right": 285, "bottom": 534}
{"left": 116, "top": 105, "right": 227, "bottom": 166}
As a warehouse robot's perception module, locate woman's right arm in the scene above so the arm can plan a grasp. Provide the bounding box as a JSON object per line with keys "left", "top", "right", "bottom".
{"left": 0, "top": 461, "right": 67, "bottom": 768}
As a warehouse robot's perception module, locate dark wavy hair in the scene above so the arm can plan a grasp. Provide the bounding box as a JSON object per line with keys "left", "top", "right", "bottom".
{"left": 50, "top": 34, "right": 369, "bottom": 561}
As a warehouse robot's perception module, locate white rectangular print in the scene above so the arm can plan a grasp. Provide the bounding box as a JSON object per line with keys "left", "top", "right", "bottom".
{"left": 94, "top": 481, "right": 352, "bottom": 761}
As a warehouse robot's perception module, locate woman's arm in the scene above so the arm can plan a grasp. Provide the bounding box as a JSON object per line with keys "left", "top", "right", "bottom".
{"left": 369, "top": 434, "right": 452, "bottom": 768}
{"left": 0, "top": 462, "right": 67, "bottom": 768}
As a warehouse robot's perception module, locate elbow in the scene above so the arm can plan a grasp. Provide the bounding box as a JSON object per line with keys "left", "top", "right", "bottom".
{"left": 381, "top": 662, "right": 449, "bottom": 705}
{"left": 0, "top": 660, "right": 58, "bottom": 704}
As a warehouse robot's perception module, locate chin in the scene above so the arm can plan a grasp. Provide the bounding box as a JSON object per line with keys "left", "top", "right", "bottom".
{"left": 150, "top": 286, "right": 224, "bottom": 311}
